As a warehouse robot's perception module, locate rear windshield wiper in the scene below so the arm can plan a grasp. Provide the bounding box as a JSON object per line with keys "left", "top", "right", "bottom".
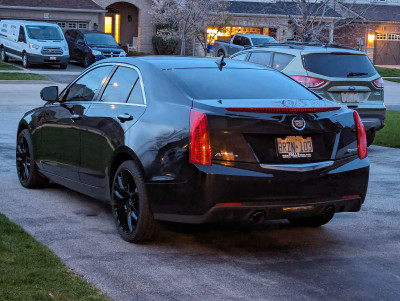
{"left": 347, "top": 72, "right": 368, "bottom": 77}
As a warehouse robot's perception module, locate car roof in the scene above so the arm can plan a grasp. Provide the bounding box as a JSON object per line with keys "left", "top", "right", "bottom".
{"left": 0, "top": 20, "right": 60, "bottom": 27}
{"left": 95, "top": 56, "right": 271, "bottom": 70}
{"left": 236, "top": 34, "right": 274, "bottom": 38}
{"left": 238, "top": 44, "right": 365, "bottom": 55}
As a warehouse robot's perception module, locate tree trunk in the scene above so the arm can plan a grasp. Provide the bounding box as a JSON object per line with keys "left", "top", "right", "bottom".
{"left": 180, "top": 34, "right": 186, "bottom": 56}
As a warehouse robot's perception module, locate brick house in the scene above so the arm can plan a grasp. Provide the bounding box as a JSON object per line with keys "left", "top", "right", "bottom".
{"left": 1, "top": 0, "right": 400, "bottom": 63}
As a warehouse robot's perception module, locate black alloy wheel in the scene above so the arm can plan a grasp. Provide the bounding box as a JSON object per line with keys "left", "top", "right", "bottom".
{"left": 113, "top": 169, "right": 140, "bottom": 234}
{"left": 83, "top": 55, "right": 91, "bottom": 68}
{"left": 16, "top": 129, "right": 47, "bottom": 188}
{"left": 111, "top": 160, "right": 160, "bottom": 242}
{"left": 16, "top": 134, "right": 31, "bottom": 184}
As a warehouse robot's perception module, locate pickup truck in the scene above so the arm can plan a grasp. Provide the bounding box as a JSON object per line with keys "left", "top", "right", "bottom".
{"left": 213, "top": 34, "right": 276, "bottom": 57}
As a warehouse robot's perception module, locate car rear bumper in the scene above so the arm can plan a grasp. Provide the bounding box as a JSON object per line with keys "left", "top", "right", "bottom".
{"left": 148, "top": 156, "right": 369, "bottom": 223}
{"left": 27, "top": 53, "right": 69, "bottom": 65}
{"left": 357, "top": 108, "right": 386, "bottom": 132}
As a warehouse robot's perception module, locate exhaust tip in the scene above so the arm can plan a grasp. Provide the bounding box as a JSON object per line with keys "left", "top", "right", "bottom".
{"left": 249, "top": 211, "right": 266, "bottom": 224}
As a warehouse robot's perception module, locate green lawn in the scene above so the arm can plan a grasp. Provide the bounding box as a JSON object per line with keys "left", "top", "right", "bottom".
{"left": 0, "top": 72, "right": 49, "bottom": 81}
{"left": 383, "top": 78, "right": 400, "bottom": 84}
{"left": 0, "top": 62, "right": 22, "bottom": 71}
{"left": 373, "top": 110, "right": 400, "bottom": 148}
{"left": 375, "top": 66, "right": 400, "bottom": 77}
{"left": 0, "top": 213, "right": 110, "bottom": 301}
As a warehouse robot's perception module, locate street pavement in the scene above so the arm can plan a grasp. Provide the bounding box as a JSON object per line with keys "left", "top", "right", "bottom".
{"left": 383, "top": 79, "right": 400, "bottom": 111}
{"left": 0, "top": 82, "right": 400, "bottom": 301}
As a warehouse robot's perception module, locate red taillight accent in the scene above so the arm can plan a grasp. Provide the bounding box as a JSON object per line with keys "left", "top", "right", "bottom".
{"left": 343, "top": 194, "right": 360, "bottom": 199}
{"left": 372, "top": 77, "right": 384, "bottom": 89}
{"left": 226, "top": 107, "right": 340, "bottom": 114}
{"left": 215, "top": 202, "right": 243, "bottom": 207}
{"left": 189, "top": 109, "right": 211, "bottom": 166}
{"left": 353, "top": 111, "right": 367, "bottom": 159}
{"left": 289, "top": 75, "right": 328, "bottom": 89}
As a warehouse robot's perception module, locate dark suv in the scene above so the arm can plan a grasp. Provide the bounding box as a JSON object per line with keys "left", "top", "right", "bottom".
{"left": 231, "top": 42, "right": 385, "bottom": 145}
{"left": 64, "top": 30, "right": 126, "bottom": 67}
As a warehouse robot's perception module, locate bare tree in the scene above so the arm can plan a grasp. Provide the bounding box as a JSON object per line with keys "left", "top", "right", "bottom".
{"left": 272, "top": 0, "right": 371, "bottom": 44}
{"left": 150, "top": 0, "right": 229, "bottom": 56}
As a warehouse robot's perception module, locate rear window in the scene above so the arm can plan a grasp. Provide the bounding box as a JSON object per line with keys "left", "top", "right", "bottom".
{"left": 303, "top": 53, "right": 377, "bottom": 78}
{"left": 166, "top": 68, "right": 319, "bottom": 100}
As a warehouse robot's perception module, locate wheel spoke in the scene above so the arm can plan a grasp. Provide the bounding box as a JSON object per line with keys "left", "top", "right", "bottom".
{"left": 127, "top": 215, "right": 133, "bottom": 232}
{"left": 24, "top": 165, "right": 29, "bottom": 178}
{"left": 113, "top": 189, "right": 124, "bottom": 200}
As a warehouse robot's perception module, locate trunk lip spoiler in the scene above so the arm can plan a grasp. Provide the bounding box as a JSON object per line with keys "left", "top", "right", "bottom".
{"left": 225, "top": 107, "right": 341, "bottom": 114}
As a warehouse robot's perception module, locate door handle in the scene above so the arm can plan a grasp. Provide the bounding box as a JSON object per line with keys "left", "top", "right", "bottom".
{"left": 117, "top": 113, "right": 134, "bottom": 123}
{"left": 71, "top": 114, "right": 82, "bottom": 121}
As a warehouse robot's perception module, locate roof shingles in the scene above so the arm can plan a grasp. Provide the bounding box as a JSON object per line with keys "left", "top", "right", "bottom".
{"left": 0, "top": 0, "right": 103, "bottom": 10}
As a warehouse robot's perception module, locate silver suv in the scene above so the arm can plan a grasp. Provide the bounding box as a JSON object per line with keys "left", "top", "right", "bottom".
{"left": 230, "top": 42, "right": 385, "bottom": 145}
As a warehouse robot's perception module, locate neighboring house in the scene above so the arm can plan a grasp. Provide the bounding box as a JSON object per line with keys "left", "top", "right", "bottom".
{"left": 1, "top": 0, "right": 400, "bottom": 63}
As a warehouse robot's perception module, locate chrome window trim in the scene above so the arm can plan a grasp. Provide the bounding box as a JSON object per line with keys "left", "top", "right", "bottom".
{"left": 59, "top": 62, "right": 147, "bottom": 106}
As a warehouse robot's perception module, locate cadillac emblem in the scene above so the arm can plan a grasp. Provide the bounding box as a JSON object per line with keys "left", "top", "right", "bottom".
{"left": 292, "top": 117, "right": 306, "bottom": 131}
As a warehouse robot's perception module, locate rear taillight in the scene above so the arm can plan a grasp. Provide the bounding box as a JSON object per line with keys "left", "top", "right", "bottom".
{"left": 189, "top": 110, "right": 211, "bottom": 166}
{"left": 372, "top": 77, "right": 384, "bottom": 89}
{"left": 289, "top": 75, "right": 328, "bottom": 89}
{"left": 353, "top": 111, "right": 367, "bottom": 159}
{"left": 226, "top": 107, "right": 340, "bottom": 114}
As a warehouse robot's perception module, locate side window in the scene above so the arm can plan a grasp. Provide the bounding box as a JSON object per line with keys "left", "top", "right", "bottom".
{"left": 64, "top": 65, "right": 113, "bottom": 102}
{"left": 273, "top": 53, "right": 295, "bottom": 71}
{"left": 232, "top": 36, "right": 242, "bottom": 46}
{"left": 242, "top": 37, "right": 251, "bottom": 46}
{"left": 101, "top": 66, "right": 139, "bottom": 103}
{"left": 231, "top": 53, "right": 247, "bottom": 61}
{"left": 18, "top": 26, "right": 26, "bottom": 43}
{"left": 248, "top": 52, "right": 273, "bottom": 67}
{"left": 127, "top": 79, "right": 144, "bottom": 104}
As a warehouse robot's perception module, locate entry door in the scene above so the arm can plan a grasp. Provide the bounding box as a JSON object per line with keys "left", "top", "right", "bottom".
{"left": 79, "top": 65, "right": 146, "bottom": 188}
{"left": 16, "top": 26, "right": 27, "bottom": 58}
{"left": 39, "top": 65, "right": 114, "bottom": 181}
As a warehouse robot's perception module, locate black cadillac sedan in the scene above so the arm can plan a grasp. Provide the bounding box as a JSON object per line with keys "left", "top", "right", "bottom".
{"left": 16, "top": 56, "right": 369, "bottom": 242}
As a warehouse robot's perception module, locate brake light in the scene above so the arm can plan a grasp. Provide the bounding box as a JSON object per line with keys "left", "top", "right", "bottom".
{"left": 372, "top": 77, "right": 384, "bottom": 89}
{"left": 289, "top": 75, "right": 328, "bottom": 89}
{"left": 353, "top": 111, "right": 367, "bottom": 159}
{"left": 189, "top": 110, "right": 211, "bottom": 166}
{"left": 226, "top": 107, "right": 340, "bottom": 114}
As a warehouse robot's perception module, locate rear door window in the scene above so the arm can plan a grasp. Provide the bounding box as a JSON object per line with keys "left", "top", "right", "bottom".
{"left": 272, "top": 53, "right": 294, "bottom": 71}
{"left": 242, "top": 37, "right": 251, "bottom": 46}
{"left": 101, "top": 66, "right": 140, "bottom": 103}
{"left": 231, "top": 53, "right": 247, "bottom": 61}
{"left": 303, "top": 53, "right": 377, "bottom": 78}
{"left": 248, "top": 52, "right": 273, "bottom": 67}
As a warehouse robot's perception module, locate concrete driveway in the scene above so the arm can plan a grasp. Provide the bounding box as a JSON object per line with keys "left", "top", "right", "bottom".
{"left": 384, "top": 79, "right": 400, "bottom": 111}
{"left": 0, "top": 82, "right": 400, "bottom": 301}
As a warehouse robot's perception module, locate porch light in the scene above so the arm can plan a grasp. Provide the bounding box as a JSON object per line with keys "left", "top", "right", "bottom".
{"left": 368, "top": 33, "right": 375, "bottom": 43}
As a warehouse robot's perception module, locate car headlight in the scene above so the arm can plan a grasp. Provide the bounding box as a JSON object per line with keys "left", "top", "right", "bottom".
{"left": 119, "top": 51, "right": 126, "bottom": 57}
{"left": 29, "top": 43, "right": 40, "bottom": 50}
{"left": 91, "top": 50, "right": 102, "bottom": 56}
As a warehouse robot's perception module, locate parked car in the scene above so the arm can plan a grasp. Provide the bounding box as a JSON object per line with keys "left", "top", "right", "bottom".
{"left": 230, "top": 42, "right": 385, "bottom": 146}
{"left": 0, "top": 20, "right": 69, "bottom": 69}
{"left": 64, "top": 30, "right": 126, "bottom": 67}
{"left": 16, "top": 57, "right": 369, "bottom": 243}
{"left": 213, "top": 34, "right": 276, "bottom": 57}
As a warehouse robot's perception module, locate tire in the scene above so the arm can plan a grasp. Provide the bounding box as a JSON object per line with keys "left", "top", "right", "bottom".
{"left": 0, "top": 47, "right": 8, "bottom": 62}
{"left": 22, "top": 53, "right": 31, "bottom": 68}
{"left": 217, "top": 50, "right": 225, "bottom": 57}
{"left": 83, "top": 55, "right": 91, "bottom": 68}
{"left": 16, "top": 129, "right": 47, "bottom": 188}
{"left": 367, "top": 131, "right": 376, "bottom": 147}
{"left": 111, "top": 160, "right": 160, "bottom": 243}
{"left": 288, "top": 206, "right": 335, "bottom": 227}
{"left": 60, "top": 64, "right": 68, "bottom": 69}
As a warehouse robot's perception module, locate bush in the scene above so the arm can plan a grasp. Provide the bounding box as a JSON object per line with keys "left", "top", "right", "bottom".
{"left": 152, "top": 35, "right": 180, "bottom": 55}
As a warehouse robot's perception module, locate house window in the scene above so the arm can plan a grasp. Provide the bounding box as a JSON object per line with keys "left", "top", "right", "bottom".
{"left": 105, "top": 17, "right": 112, "bottom": 33}
{"left": 376, "top": 33, "right": 387, "bottom": 40}
{"left": 68, "top": 23, "right": 77, "bottom": 29}
{"left": 115, "top": 14, "right": 120, "bottom": 43}
{"left": 78, "top": 23, "right": 88, "bottom": 30}
{"left": 57, "top": 22, "right": 66, "bottom": 29}
{"left": 388, "top": 33, "right": 400, "bottom": 41}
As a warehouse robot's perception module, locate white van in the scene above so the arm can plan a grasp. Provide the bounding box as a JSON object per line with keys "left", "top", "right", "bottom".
{"left": 0, "top": 20, "right": 69, "bottom": 69}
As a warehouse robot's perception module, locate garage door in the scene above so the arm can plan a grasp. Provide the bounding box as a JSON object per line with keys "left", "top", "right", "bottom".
{"left": 374, "top": 33, "right": 400, "bottom": 65}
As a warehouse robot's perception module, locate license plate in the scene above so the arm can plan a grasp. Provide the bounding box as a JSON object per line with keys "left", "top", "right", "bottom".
{"left": 49, "top": 56, "right": 56, "bottom": 60}
{"left": 277, "top": 136, "right": 313, "bottom": 159}
{"left": 341, "top": 92, "right": 359, "bottom": 103}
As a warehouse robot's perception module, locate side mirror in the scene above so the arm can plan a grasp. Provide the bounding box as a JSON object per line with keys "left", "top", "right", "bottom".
{"left": 40, "top": 86, "right": 59, "bottom": 102}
